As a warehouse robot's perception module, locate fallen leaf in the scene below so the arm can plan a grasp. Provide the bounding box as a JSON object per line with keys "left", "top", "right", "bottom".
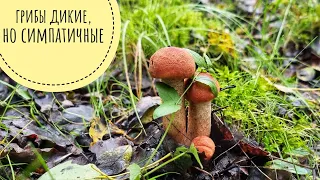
{"left": 266, "top": 158, "right": 312, "bottom": 175}
{"left": 259, "top": 73, "right": 320, "bottom": 93}
{"left": 126, "top": 96, "right": 161, "bottom": 127}
{"left": 34, "top": 93, "right": 58, "bottom": 113}
{"left": 62, "top": 105, "right": 94, "bottom": 124}
{"left": 141, "top": 106, "right": 157, "bottom": 124}
{"left": 239, "top": 141, "right": 269, "bottom": 157}
{"left": 1, "top": 143, "right": 56, "bottom": 163}
{"left": 213, "top": 152, "right": 237, "bottom": 173}
{"left": 285, "top": 147, "right": 310, "bottom": 158}
{"left": 136, "top": 96, "right": 161, "bottom": 112}
{"left": 89, "top": 117, "right": 107, "bottom": 146}
{"left": 89, "top": 137, "right": 132, "bottom": 157}
{"left": 132, "top": 123, "right": 163, "bottom": 149}
{"left": 0, "top": 130, "right": 7, "bottom": 145}
{"left": 22, "top": 123, "right": 74, "bottom": 149}
{"left": 237, "top": 0, "right": 258, "bottom": 13}
{"left": 128, "top": 163, "right": 141, "bottom": 180}
{"left": 97, "top": 145, "right": 133, "bottom": 175}
{"left": 53, "top": 93, "right": 74, "bottom": 109}
{"left": 0, "top": 79, "right": 9, "bottom": 101}
{"left": 89, "top": 137, "right": 133, "bottom": 175}
{"left": 38, "top": 161, "right": 102, "bottom": 180}
{"left": 108, "top": 121, "right": 131, "bottom": 139}
{"left": 49, "top": 105, "right": 94, "bottom": 135}
{"left": 75, "top": 133, "right": 92, "bottom": 147}
{"left": 311, "top": 37, "right": 320, "bottom": 56}
{"left": 131, "top": 146, "right": 156, "bottom": 167}
{"left": 212, "top": 114, "right": 269, "bottom": 157}
{"left": 297, "top": 67, "right": 316, "bottom": 82}
{"left": 3, "top": 108, "right": 75, "bottom": 149}
{"left": 273, "top": 84, "right": 295, "bottom": 93}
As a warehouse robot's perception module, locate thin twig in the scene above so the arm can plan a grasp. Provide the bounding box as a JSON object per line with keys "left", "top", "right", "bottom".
{"left": 239, "top": 146, "right": 272, "bottom": 180}
{"left": 193, "top": 166, "right": 214, "bottom": 180}
{"left": 212, "top": 106, "right": 228, "bottom": 113}
{"left": 220, "top": 85, "right": 236, "bottom": 91}
{"left": 212, "top": 140, "right": 241, "bottom": 166}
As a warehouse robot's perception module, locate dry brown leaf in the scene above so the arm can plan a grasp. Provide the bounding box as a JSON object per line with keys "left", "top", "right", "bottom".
{"left": 241, "top": 65, "right": 320, "bottom": 93}
{"left": 273, "top": 84, "right": 295, "bottom": 93}
{"left": 109, "top": 122, "right": 134, "bottom": 141}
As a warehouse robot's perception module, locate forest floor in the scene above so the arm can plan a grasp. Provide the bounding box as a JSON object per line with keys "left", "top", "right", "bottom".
{"left": 0, "top": 0, "right": 320, "bottom": 179}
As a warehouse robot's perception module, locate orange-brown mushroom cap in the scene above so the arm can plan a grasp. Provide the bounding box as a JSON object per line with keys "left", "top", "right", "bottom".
{"left": 192, "top": 136, "right": 216, "bottom": 160}
{"left": 186, "top": 72, "right": 220, "bottom": 103}
{"left": 149, "top": 47, "right": 196, "bottom": 79}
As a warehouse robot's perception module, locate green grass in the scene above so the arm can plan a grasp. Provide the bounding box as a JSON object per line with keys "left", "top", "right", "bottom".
{"left": 0, "top": 0, "right": 319, "bottom": 178}
{"left": 118, "top": 0, "right": 320, "bottom": 171}
{"left": 213, "top": 67, "right": 319, "bottom": 155}
{"left": 119, "top": 0, "right": 221, "bottom": 55}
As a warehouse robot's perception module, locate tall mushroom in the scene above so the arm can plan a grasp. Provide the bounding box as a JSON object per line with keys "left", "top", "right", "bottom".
{"left": 186, "top": 72, "right": 220, "bottom": 141}
{"left": 149, "top": 47, "right": 195, "bottom": 145}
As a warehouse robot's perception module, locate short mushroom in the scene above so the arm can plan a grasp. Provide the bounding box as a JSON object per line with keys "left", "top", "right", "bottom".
{"left": 186, "top": 72, "right": 220, "bottom": 141}
{"left": 149, "top": 47, "right": 196, "bottom": 145}
{"left": 192, "top": 136, "right": 215, "bottom": 161}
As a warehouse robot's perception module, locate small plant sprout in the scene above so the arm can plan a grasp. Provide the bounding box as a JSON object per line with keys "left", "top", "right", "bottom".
{"left": 186, "top": 72, "right": 220, "bottom": 141}
{"left": 149, "top": 47, "right": 196, "bottom": 145}
{"left": 192, "top": 136, "right": 216, "bottom": 161}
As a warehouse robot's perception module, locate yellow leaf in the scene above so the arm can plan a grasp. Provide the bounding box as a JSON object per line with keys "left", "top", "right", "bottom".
{"left": 141, "top": 106, "right": 157, "bottom": 124}
{"left": 0, "top": 137, "right": 6, "bottom": 145}
{"left": 108, "top": 121, "right": 126, "bottom": 136}
{"left": 108, "top": 122, "right": 134, "bottom": 141}
{"left": 208, "top": 31, "right": 237, "bottom": 57}
{"left": 89, "top": 117, "right": 107, "bottom": 146}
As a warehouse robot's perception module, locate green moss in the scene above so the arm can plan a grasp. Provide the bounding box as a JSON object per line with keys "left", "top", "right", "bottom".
{"left": 212, "top": 66, "right": 319, "bottom": 153}
{"left": 120, "top": 0, "right": 219, "bottom": 56}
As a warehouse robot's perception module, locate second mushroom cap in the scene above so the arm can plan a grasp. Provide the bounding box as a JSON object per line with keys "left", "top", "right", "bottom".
{"left": 186, "top": 72, "right": 220, "bottom": 103}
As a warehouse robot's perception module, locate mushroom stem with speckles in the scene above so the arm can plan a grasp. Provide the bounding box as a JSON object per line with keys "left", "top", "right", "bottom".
{"left": 186, "top": 72, "right": 220, "bottom": 142}
{"left": 149, "top": 47, "right": 195, "bottom": 145}
{"left": 161, "top": 79, "right": 187, "bottom": 143}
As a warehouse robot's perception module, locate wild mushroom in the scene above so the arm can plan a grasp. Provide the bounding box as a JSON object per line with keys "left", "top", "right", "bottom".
{"left": 192, "top": 136, "right": 216, "bottom": 161}
{"left": 186, "top": 72, "right": 220, "bottom": 141}
{"left": 149, "top": 47, "right": 196, "bottom": 145}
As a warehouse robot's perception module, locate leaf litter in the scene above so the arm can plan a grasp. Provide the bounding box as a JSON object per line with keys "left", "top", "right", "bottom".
{"left": 1, "top": 63, "right": 317, "bottom": 180}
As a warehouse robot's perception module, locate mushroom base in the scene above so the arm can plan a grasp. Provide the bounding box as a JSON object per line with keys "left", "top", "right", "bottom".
{"left": 162, "top": 79, "right": 189, "bottom": 145}
{"left": 187, "top": 101, "right": 211, "bottom": 141}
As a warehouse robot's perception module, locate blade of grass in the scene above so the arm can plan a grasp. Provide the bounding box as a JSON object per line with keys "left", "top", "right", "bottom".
{"left": 144, "top": 152, "right": 186, "bottom": 177}
{"left": 6, "top": 155, "right": 15, "bottom": 180}
{"left": 122, "top": 20, "right": 146, "bottom": 135}
{"left": 32, "top": 146, "right": 54, "bottom": 180}
{"left": 156, "top": 15, "right": 171, "bottom": 46}
{"left": 143, "top": 114, "right": 174, "bottom": 170}
{"left": 270, "top": 0, "right": 293, "bottom": 61}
